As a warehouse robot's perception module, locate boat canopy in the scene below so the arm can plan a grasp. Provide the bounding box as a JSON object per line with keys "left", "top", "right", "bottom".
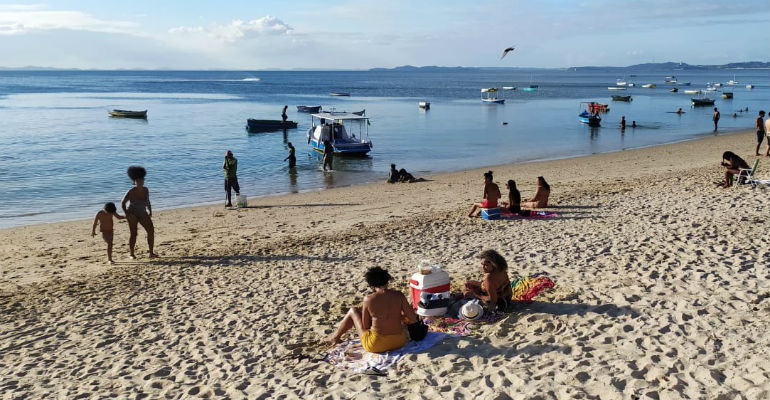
{"left": 311, "top": 112, "right": 368, "bottom": 121}
{"left": 481, "top": 88, "right": 498, "bottom": 93}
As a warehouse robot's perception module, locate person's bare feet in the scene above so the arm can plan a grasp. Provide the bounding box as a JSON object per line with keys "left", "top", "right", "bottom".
{"left": 323, "top": 335, "right": 342, "bottom": 346}
{"left": 148, "top": 253, "right": 159, "bottom": 258}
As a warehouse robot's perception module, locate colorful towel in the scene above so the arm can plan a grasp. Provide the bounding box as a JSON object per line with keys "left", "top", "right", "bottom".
{"left": 324, "top": 332, "right": 447, "bottom": 374}
{"left": 511, "top": 272, "right": 555, "bottom": 301}
{"left": 501, "top": 211, "right": 558, "bottom": 219}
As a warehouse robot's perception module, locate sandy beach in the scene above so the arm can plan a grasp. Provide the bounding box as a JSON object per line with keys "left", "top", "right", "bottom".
{"left": 1, "top": 129, "right": 768, "bottom": 399}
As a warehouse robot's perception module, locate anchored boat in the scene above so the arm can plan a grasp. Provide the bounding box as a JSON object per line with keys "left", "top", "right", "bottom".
{"left": 297, "top": 105, "right": 322, "bottom": 113}
{"left": 109, "top": 109, "right": 147, "bottom": 119}
{"left": 246, "top": 119, "right": 298, "bottom": 133}
{"left": 481, "top": 88, "right": 505, "bottom": 104}
{"left": 691, "top": 97, "right": 715, "bottom": 106}
{"left": 306, "top": 112, "right": 372, "bottom": 156}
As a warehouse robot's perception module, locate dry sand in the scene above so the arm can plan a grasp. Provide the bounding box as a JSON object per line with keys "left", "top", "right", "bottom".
{"left": 1, "top": 130, "right": 768, "bottom": 399}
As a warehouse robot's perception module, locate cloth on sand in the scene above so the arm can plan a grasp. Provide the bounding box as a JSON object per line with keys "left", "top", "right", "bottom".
{"left": 501, "top": 211, "right": 558, "bottom": 219}
{"left": 511, "top": 272, "right": 555, "bottom": 302}
{"left": 325, "top": 332, "right": 446, "bottom": 373}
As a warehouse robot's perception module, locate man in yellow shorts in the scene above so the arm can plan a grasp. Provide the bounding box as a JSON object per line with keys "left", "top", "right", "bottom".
{"left": 325, "top": 267, "right": 418, "bottom": 353}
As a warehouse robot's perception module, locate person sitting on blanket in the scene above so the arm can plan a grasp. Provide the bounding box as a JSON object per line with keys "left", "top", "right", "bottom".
{"left": 463, "top": 249, "right": 513, "bottom": 312}
{"left": 500, "top": 179, "right": 522, "bottom": 214}
{"left": 521, "top": 176, "right": 550, "bottom": 209}
{"left": 324, "top": 267, "right": 419, "bottom": 353}
{"left": 468, "top": 170, "right": 501, "bottom": 217}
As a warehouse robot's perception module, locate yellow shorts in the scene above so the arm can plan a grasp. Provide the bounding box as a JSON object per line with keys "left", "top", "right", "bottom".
{"left": 361, "top": 329, "right": 407, "bottom": 353}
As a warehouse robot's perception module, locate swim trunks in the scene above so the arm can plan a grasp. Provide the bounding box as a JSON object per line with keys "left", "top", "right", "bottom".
{"left": 758, "top": 130, "right": 766, "bottom": 144}
{"left": 361, "top": 329, "right": 407, "bottom": 353}
{"left": 480, "top": 199, "right": 497, "bottom": 208}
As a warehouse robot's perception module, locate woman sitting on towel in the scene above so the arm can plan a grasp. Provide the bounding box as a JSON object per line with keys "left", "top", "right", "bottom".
{"left": 719, "top": 151, "right": 750, "bottom": 188}
{"left": 464, "top": 249, "right": 513, "bottom": 312}
{"left": 468, "top": 170, "right": 501, "bottom": 217}
{"left": 521, "top": 176, "right": 551, "bottom": 209}
{"left": 500, "top": 179, "right": 521, "bottom": 214}
{"left": 324, "top": 267, "right": 418, "bottom": 353}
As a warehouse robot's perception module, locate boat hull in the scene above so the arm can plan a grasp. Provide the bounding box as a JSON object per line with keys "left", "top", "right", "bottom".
{"left": 297, "top": 106, "right": 322, "bottom": 113}
{"left": 578, "top": 112, "right": 601, "bottom": 127}
{"left": 309, "top": 138, "right": 371, "bottom": 156}
{"left": 481, "top": 98, "right": 505, "bottom": 104}
{"left": 109, "top": 109, "right": 147, "bottom": 118}
{"left": 611, "top": 95, "right": 632, "bottom": 101}
{"left": 329, "top": 92, "right": 350, "bottom": 96}
{"left": 246, "top": 119, "right": 298, "bottom": 133}
{"left": 691, "top": 98, "right": 715, "bottom": 106}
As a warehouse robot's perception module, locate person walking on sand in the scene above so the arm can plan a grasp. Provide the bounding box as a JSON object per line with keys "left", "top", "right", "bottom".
{"left": 322, "top": 140, "right": 334, "bottom": 171}
{"left": 222, "top": 150, "right": 240, "bottom": 207}
{"left": 324, "top": 266, "right": 418, "bottom": 353}
{"left": 284, "top": 142, "right": 296, "bottom": 168}
{"left": 122, "top": 166, "right": 157, "bottom": 259}
{"left": 91, "top": 202, "right": 125, "bottom": 264}
{"left": 713, "top": 107, "right": 720, "bottom": 131}
{"left": 755, "top": 110, "right": 766, "bottom": 156}
{"left": 281, "top": 105, "right": 288, "bottom": 123}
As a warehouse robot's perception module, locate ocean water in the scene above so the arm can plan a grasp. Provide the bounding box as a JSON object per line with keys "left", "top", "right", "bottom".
{"left": 0, "top": 68, "right": 767, "bottom": 228}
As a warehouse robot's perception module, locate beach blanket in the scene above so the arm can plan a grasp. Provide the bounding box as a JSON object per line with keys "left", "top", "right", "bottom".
{"left": 501, "top": 211, "right": 558, "bottom": 219}
{"left": 511, "top": 272, "right": 555, "bottom": 301}
{"left": 324, "top": 332, "right": 447, "bottom": 374}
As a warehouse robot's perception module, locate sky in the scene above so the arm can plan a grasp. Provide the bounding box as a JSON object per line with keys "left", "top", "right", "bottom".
{"left": 0, "top": 0, "right": 767, "bottom": 70}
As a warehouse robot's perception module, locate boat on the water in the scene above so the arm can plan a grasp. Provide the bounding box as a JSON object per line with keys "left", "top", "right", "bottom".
{"left": 664, "top": 76, "right": 677, "bottom": 84}
{"left": 683, "top": 89, "right": 701, "bottom": 94}
{"left": 481, "top": 88, "right": 505, "bottom": 104}
{"left": 669, "top": 88, "right": 679, "bottom": 92}
{"left": 578, "top": 111, "right": 601, "bottom": 127}
{"left": 616, "top": 78, "right": 627, "bottom": 86}
{"left": 611, "top": 95, "right": 632, "bottom": 102}
{"left": 713, "top": 82, "right": 723, "bottom": 87}
{"left": 418, "top": 101, "right": 430, "bottom": 109}
{"left": 501, "top": 86, "right": 516, "bottom": 90}
{"left": 306, "top": 112, "right": 372, "bottom": 156}
{"left": 642, "top": 83, "right": 656, "bottom": 88}
{"left": 678, "top": 82, "right": 691, "bottom": 86}
{"left": 726, "top": 76, "right": 738, "bottom": 85}
{"left": 722, "top": 92, "right": 733, "bottom": 99}
{"left": 608, "top": 86, "right": 626, "bottom": 90}
{"left": 691, "top": 97, "right": 715, "bottom": 106}
{"left": 297, "top": 105, "right": 322, "bottom": 113}
{"left": 746, "top": 84, "right": 754, "bottom": 89}
{"left": 351, "top": 109, "right": 366, "bottom": 116}
{"left": 109, "top": 109, "right": 147, "bottom": 119}
{"left": 627, "top": 83, "right": 636, "bottom": 87}
{"left": 246, "top": 119, "right": 298, "bottom": 133}
{"left": 329, "top": 92, "right": 350, "bottom": 96}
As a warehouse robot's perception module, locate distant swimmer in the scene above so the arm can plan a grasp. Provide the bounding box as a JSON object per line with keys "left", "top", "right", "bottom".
{"left": 676, "top": 108, "right": 683, "bottom": 114}
{"left": 500, "top": 45, "right": 516, "bottom": 60}
{"left": 631, "top": 121, "right": 637, "bottom": 128}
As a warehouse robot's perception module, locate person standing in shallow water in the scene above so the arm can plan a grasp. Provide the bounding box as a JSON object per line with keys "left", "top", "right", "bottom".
{"left": 713, "top": 107, "right": 720, "bottom": 131}
{"left": 222, "top": 150, "right": 240, "bottom": 207}
{"left": 284, "top": 142, "right": 296, "bottom": 168}
{"left": 121, "top": 166, "right": 157, "bottom": 259}
{"left": 322, "top": 140, "right": 334, "bottom": 171}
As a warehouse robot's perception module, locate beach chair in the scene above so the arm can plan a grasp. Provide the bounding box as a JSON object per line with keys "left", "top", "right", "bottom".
{"left": 734, "top": 158, "right": 759, "bottom": 187}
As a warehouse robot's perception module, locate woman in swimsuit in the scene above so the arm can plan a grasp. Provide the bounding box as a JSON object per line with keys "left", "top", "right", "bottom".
{"left": 500, "top": 179, "right": 521, "bottom": 214}
{"left": 121, "top": 166, "right": 157, "bottom": 259}
{"left": 521, "top": 176, "right": 551, "bottom": 209}
{"left": 324, "top": 267, "right": 418, "bottom": 353}
{"left": 468, "top": 171, "right": 501, "bottom": 217}
{"left": 464, "top": 249, "right": 513, "bottom": 312}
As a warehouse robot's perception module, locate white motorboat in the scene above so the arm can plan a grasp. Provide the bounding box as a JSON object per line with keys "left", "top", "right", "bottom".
{"left": 608, "top": 87, "right": 626, "bottom": 90}
{"left": 746, "top": 84, "right": 754, "bottom": 89}
{"left": 642, "top": 83, "right": 656, "bottom": 88}
{"left": 481, "top": 88, "right": 504, "bottom": 104}
{"left": 418, "top": 101, "right": 430, "bottom": 109}
{"left": 306, "top": 112, "right": 372, "bottom": 156}
{"left": 684, "top": 89, "right": 702, "bottom": 94}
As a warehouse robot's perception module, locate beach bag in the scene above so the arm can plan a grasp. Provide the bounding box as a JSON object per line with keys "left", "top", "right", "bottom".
{"left": 407, "top": 320, "right": 429, "bottom": 341}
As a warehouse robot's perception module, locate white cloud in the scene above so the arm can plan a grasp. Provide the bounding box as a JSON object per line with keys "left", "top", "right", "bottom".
{"left": 169, "top": 16, "right": 293, "bottom": 43}
{"left": 0, "top": 7, "right": 137, "bottom": 35}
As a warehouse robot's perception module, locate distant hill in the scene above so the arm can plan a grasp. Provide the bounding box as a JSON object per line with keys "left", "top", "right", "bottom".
{"left": 369, "top": 65, "right": 480, "bottom": 72}
{"left": 371, "top": 62, "right": 769, "bottom": 72}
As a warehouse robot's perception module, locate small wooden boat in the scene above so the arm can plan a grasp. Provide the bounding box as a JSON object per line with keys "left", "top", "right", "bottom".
{"left": 608, "top": 86, "right": 626, "bottom": 91}
{"left": 669, "top": 88, "right": 679, "bottom": 92}
{"left": 418, "top": 101, "right": 430, "bottom": 109}
{"left": 109, "top": 109, "right": 147, "bottom": 118}
{"left": 329, "top": 92, "right": 350, "bottom": 96}
{"left": 297, "top": 105, "right": 322, "bottom": 113}
{"left": 691, "top": 98, "right": 715, "bottom": 106}
{"left": 611, "top": 95, "right": 632, "bottom": 102}
{"left": 721, "top": 92, "right": 733, "bottom": 99}
{"left": 246, "top": 119, "right": 298, "bottom": 133}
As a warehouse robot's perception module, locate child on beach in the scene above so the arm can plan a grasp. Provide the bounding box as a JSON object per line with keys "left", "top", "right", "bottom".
{"left": 468, "top": 171, "right": 501, "bottom": 217}
{"left": 121, "top": 166, "right": 157, "bottom": 259}
{"left": 324, "top": 267, "right": 418, "bottom": 353}
{"left": 91, "top": 202, "right": 125, "bottom": 264}
{"left": 464, "top": 249, "right": 513, "bottom": 312}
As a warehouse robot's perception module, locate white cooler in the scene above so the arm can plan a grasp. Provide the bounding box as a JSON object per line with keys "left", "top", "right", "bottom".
{"left": 409, "top": 265, "right": 451, "bottom": 316}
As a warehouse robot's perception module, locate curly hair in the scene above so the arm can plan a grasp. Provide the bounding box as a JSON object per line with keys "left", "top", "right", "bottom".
{"left": 127, "top": 166, "right": 147, "bottom": 181}
{"left": 364, "top": 266, "right": 393, "bottom": 288}
{"left": 104, "top": 202, "right": 117, "bottom": 213}
{"left": 478, "top": 249, "right": 508, "bottom": 272}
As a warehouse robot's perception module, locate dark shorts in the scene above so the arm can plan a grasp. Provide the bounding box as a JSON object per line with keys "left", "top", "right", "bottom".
{"left": 225, "top": 177, "right": 240, "bottom": 193}
{"left": 758, "top": 130, "right": 766, "bottom": 143}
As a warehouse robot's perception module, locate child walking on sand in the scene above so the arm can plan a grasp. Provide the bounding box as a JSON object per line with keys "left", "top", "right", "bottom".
{"left": 91, "top": 202, "right": 125, "bottom": 264}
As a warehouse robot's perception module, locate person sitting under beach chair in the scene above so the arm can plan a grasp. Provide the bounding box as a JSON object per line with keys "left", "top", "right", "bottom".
{"left": 324, "top": 267, "right": 419, "bottom": 353}
{"left": 463, "top": 249, "right": 513, "bottom": 312}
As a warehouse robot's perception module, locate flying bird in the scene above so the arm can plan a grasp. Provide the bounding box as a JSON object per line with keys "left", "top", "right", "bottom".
{"left": 500, "top": 45, "right": 516, "bottom": 60}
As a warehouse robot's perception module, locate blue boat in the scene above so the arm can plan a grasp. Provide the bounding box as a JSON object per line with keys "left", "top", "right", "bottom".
{"left": 578, "top": 111, "right": 601, "bottom": 126}
{"left": 306, "top": 112, "right": 372, "bottom": 156}
{"left": 480, "top": 88, "right": 504, "bottom": 104}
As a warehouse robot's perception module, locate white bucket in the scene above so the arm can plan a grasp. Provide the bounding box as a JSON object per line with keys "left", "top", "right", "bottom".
{"left": 235, "top": 194, "right": 247, "bottom": 208}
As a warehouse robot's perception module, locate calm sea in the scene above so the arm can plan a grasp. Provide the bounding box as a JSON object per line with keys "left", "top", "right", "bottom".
{"left": 0, "top": 68, "right": 767, "bottom": 227}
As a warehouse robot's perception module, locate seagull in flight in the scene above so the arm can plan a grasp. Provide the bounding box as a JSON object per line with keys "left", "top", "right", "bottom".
{"left": 500, "top": 45, "right": 516, "bottom": 60}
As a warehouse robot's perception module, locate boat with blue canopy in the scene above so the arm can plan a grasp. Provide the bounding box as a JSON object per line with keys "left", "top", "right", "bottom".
{"left": 306, "top": 112, "right": 373, "bottom": 156}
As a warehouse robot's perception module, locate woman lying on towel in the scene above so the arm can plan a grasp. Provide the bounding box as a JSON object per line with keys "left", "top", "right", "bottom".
{"left": 521, "top": 176, "right": 551, "bottom": 209}
{"left": 468, "top": 170, "right": 501, "bottom": 217}
{"left": 464, "top": 249, "right": 513, "bottom": 312}
{"left": 324, "top": 267, "right": 419, "bottom": 353}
